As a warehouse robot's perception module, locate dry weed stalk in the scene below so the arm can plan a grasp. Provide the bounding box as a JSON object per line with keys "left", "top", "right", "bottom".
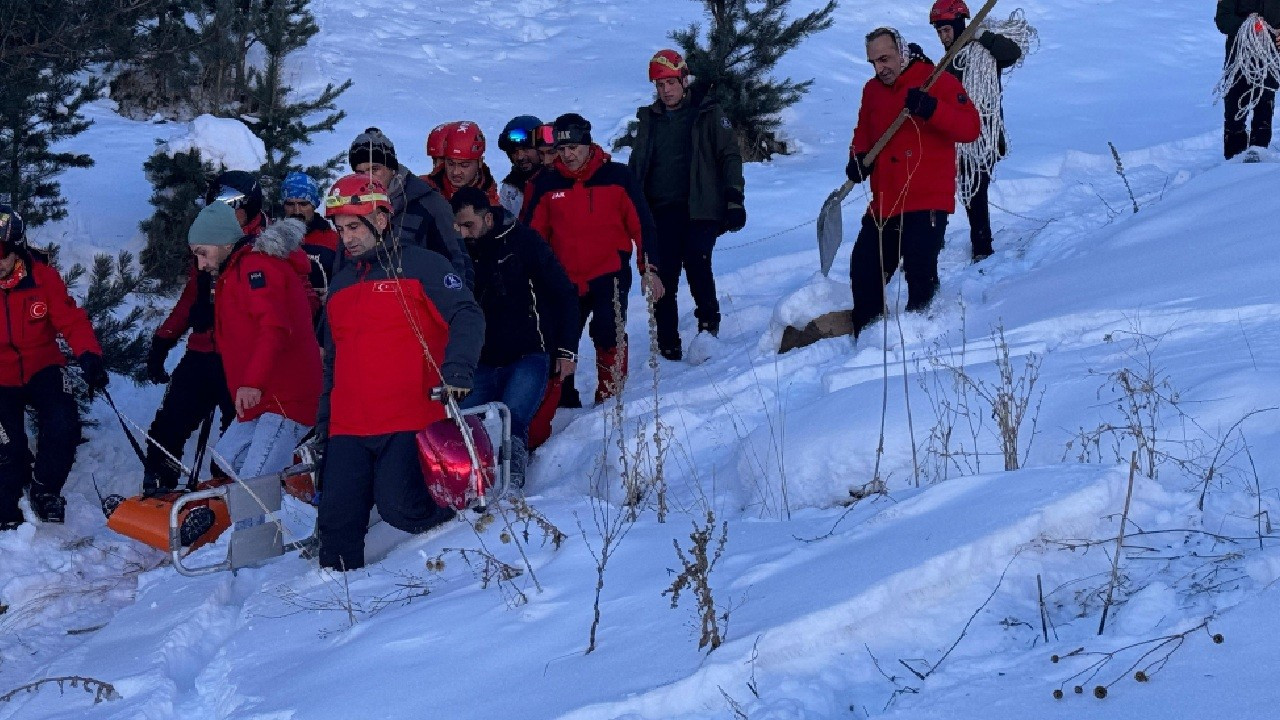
{"left": 0, "top": 676, "right": 121, "bottom": 704}
{"left": 664, "top": 510, "right": 730, "bottom": 651}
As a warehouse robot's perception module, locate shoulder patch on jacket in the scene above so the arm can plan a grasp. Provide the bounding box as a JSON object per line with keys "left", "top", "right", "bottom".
{"left": 443, "top": 273, "right": 463, "bottom": 290}
{"left": 248, "top": 270, "right": 267, "bottom": 289}
{"left": 721, "top": 116, "right": 732, "bottom": 129}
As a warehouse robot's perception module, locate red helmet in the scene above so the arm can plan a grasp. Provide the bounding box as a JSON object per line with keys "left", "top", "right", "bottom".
{"left": 930, "top": 0, "right": 970, "bottom": 23}
{"left": 426, "top": 122, "right": 458, "bottom": 160}
{"left": 648, "top": 49, "right": 688, "bottom": 81}
{"left": 324, "top": 174, "right": 392, "bottom": 217}
{"left": 443, "top": 121, "right": 486, "bottom": 161}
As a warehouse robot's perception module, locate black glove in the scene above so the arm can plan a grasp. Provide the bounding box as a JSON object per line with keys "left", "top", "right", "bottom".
{"left": 845, "top": 153, "right": 873, "bottom": 185}
{"left": 78, "top": 352, "right": 109, "bottom": 394}
{"left": 722, "top": 206, "right": 746, "bottom": 233}
{"left": 146, "top": 335, "right": 178, "bottom": 385}
{"left": 905, "top": 88, "right": 938, "bottom": 121}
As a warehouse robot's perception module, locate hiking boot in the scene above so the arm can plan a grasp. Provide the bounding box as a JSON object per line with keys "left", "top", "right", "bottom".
{"left": 697, "top": 316, "right": 720, "bottom": 337}
{"left": 30, "top": 493, "right": 66, "bottom": 524}
{"left": 659, "top": 344, "right": 683, "bottom": 362}
{"left": 0, "top": 520, "right": 22, "bottom": 531}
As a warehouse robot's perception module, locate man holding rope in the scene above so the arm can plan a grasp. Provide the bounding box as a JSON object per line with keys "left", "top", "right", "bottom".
{"left": 846, "top": 27, "right": 979, "bottom": 338}
{"left": 1216, "top": 0, "right": 1280, "bottom": 159}
{"left": 315, "top": 175, "right": 484, "bottom": 572}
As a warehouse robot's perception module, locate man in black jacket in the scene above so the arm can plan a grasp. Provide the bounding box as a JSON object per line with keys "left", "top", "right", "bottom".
{"left": 348, "top": 127, "right": 473, "bottom": 286}
{"left": 628, "top": 49, "right": 745, "bottom": 361}
{"left": 451, "top": 187, "right": 577, "bottom": 487}
{"left": 932, "top": 0, "right": 1022, "bottom": 261}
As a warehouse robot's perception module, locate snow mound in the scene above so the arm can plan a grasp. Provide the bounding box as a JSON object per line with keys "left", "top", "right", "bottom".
{"left": 160, "top": 115, "right": 265, "bottom": 171}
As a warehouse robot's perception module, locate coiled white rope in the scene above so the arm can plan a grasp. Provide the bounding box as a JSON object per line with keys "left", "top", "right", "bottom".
{"left": 955, "top": 9, "right": 1039, "bottom": 205}
{"left": 1215, "top": 15, "right": 1280, "bottom": 122}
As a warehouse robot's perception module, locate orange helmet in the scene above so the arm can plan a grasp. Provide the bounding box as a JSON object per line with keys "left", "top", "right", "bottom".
{"left": 324, "top": 174, "right": 392, "bottom": 217}
{"left": 443, "top": 121, "right": 486, "bottom": 161}
{"left": 426, "top": 122, "right": 458, "bottom": 160}
{"left": 648, "top": 49, "right": 688, "bottom": 81}
{"left": 930, "top": 0, "right": 970, "bottom": 23}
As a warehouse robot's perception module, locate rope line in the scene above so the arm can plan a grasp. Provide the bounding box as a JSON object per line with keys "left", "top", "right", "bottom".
{"left": 1215, "top": 16, "right": 1280, "bottom": 121}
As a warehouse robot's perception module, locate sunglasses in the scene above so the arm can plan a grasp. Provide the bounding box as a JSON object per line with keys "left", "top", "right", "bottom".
{"left": 213, "top": 186, "right": 247, "bottom": 209}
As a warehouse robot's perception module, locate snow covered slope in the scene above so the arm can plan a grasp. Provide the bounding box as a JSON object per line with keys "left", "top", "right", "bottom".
{"left": 5, "top": 1, "right": 1280, "bottom": 719}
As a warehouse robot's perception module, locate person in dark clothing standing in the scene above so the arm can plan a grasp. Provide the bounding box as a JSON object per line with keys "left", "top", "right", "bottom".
{"left": 628, "top": 49, "right": 746, "bottom": 360}
{"left": 846, "top": 28, "right": 980, "bottom": 338}
{"left": 316, "top": 174, "right": 484, "bottom": 571}
{"left": 142, "top": 170, "right": 266, "bottom": 493}
{"left": 281, "top": 171, "right": 338, "bottom": 302}
{"left": 1216, "top": 0, "right": 1280, "bottom": 159}
{"left": 451, "top": 187, "right": 577, "bottom": 487}
{"left": 524, "top": 113, "right": 664, "bottom": 407}
{"left": 931, "top": 0, "right": 1022, "bottom": 261}
{"left": 497, "top": 115, "right": 544, "bottom": 218}
{"left": 347, "top": 127, "right": 473, "bottom": 286}
{"left": 0, "top": 207, "right": 106, "bottom": 527}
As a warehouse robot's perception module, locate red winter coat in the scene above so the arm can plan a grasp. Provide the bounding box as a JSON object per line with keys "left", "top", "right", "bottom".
{"left": 214, "top": 220, "right": 322, "bottom": 425}
{"left": 851, "top": 60, "right": 981, "bottom": 220}
{"left": 318, "top": 245, "right": 484, "bottom": 438}
{"left": 0, "top": 253, "right": 101, "bottom": 387}
{"left": 524, "top": 145, "right": 658, "bottom": 293}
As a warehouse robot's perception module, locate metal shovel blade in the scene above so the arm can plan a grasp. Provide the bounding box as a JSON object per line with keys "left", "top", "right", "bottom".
{"left": 817, "top": 181, "right": 854, "bottom": 276}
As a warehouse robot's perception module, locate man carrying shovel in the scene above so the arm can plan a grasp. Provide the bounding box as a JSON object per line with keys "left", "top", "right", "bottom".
{"left": 844, "top": 26, "right": 980, "bottom": 338}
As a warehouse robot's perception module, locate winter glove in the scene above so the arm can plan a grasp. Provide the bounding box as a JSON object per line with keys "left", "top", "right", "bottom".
{"left": 78, "top": 352, "right": 109, "bottom": 394}
{"left": 846, "top": 153, "right": 873, "bottom": 185}
{"left": 146, "top": 335, "right": 178, "bottom": 385}
{"left": 905, "top": 88, "right": 938, "bottom": 121}
{"left": 722, "top": 206, "right": 747, "bottom": 233}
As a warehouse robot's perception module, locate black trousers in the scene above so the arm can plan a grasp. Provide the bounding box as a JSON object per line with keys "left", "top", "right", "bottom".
{"left": 1223, "top": 71, "right": 1276, "bottom": 159}
{"left": 562, "top": 265, "right": 632, "bottom": 407}
{"left": 317, "top": 431, "right": 450, "bottom": 571}
{"left": 850, "top": 211, "right": 948, "bottom": 337}
{"left": 651, "top": 204, "right": 721, "bottom": 349}
{"left": 0, "top": 365, "right": 80, "bottom": 523}
{"left": 144, "top": 350, "right": 234, "bottom": 490}
{"left": 963, "top": 168, "right": 994, "bottom": 259}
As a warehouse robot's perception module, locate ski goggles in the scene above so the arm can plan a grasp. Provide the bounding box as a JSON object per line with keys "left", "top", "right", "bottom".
{"left": 500, "top": 127, "right": 534, "bottom": 150}
{"left": 212, "top": 185, "right": 248, "bottom": 209}
{"left": 535, "top": 124, "right": 557, "bottom": 148}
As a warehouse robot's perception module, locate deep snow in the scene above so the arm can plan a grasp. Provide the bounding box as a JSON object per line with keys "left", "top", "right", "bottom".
{"left": 4, "top": 1, "right": 1280, "bottom": 719}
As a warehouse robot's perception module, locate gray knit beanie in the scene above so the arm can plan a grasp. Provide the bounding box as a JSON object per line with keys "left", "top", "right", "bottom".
{"left": 188, "top": 201, "right": 245, "bottom": 247}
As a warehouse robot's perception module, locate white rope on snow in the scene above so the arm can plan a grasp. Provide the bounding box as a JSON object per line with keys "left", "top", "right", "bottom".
{"left": 1214, "top": 15, "right": 1280, "bottom": 122}
{"left": 954, "top": 9, "right": 1039, "bottom": 206}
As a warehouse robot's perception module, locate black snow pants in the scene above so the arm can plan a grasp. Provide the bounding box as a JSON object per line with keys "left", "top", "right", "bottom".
{"left": 850, "top": 210, "right": 948, "bottom": 338}
{"left": 144, "top": 350, "right": 234, "bottom": 491}
{"left": 1223, "top": 69, "right": 1276, "bottom": 159}
{"left": 962, "top": 168, "right": 994, "bottom": 260}
{"left": 0, "top": 365, "right": 80, "bottom": 523}
{"left": 317, "top": 431, "right": 453, "bottom": 571}
{"left": 651, "top": 203, "right": 721, "bottom": 351}
{"left": 560, "top": 262, "right": 632, "bottom": 408}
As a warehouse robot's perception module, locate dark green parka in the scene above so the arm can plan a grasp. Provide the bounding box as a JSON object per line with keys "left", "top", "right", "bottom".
{"left": 628, "top": 86, "right": 745, "bottom": 225}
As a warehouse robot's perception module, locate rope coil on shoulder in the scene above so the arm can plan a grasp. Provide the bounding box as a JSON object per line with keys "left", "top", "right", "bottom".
{"left": 1215, "top": 16, "right": 1280, "bottom": 122}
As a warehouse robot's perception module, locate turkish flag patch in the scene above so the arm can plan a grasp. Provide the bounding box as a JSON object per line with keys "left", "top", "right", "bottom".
{"left": 248, "top": 270, "right": 266, "bottom": 289}
{"left": 29, "top": 300, "right": 47, "bottom": 319}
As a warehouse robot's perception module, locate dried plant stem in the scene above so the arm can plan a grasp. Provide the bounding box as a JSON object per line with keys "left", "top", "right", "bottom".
{"left": 1098, "top": 451, "right": 1138, "bottom": 636}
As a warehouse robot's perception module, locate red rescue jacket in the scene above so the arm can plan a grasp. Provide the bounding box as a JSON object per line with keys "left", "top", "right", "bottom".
{"left": 214, "top": 220, "right": 322, "bottom": 425}
{"left": 0, "top": 252, "right": 101, "bottom": 387}
{"left": 319, "top": 245, "right": 484, "bottom": 438}
{"left": 851, "top": 60, "right": 981, "bottom": 220}
{"left": 524, "top": 145, "right": 659, "bottom": 293}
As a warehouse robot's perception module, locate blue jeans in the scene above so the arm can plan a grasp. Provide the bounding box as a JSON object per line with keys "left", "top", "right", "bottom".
{"left": 461, "top": 354, "right": 550, "bottom": 442}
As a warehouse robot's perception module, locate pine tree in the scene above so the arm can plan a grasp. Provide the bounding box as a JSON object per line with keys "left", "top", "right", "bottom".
{"left": 672, "top": 0, "right": 837, "bottom": 162}
{"left": 242, "top": 0, "right": 351, "bottom": 205}
{"left": 77, "top": 251, "right": 156, "bottom": 383}
{"left": 139, "top": 147, "right": 219, "bottom": 290}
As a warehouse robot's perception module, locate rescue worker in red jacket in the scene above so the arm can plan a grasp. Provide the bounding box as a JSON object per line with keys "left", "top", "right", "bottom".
{"left": 315, "top": 175, "right": 484, "bottom": 571}
{"left": 524, "top": 113, "right": 664, "bottom": 407}
{"left": 846, "top": 28, "right": 980, "bottom": 337}
{"left": 186, "top": 202, "right": 322, "bottom": 479}
{"left": 425, "top": 121, "right": 501, "bottom": 206}
{"left": 0, "top": 207, "right": 106, "bottom": 528}
{"left": 281, "top": 171, "right": 339, "bottom": 303}
{"left": 141, "top": 170, "right": 266, "bottom": 493}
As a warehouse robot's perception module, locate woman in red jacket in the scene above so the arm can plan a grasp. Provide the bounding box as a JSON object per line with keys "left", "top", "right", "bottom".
{"left": 846, "top": 28, "right": 980, "bottom": 338}
{"left": 186, "top": 202, "right": 321, "bottom": 480}
{"left": 0, "top": 207, "right": 106, "bottom": 528}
